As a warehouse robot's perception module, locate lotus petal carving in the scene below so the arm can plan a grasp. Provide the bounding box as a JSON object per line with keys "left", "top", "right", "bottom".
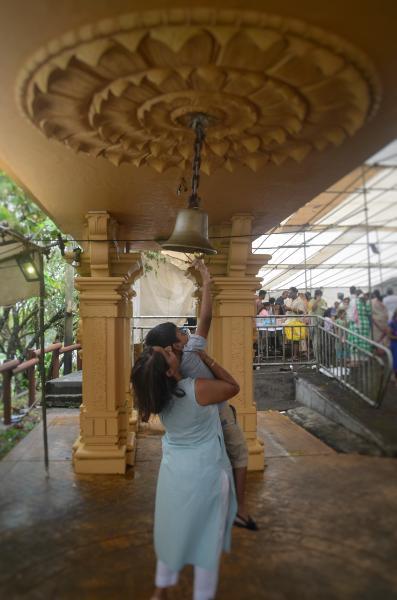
{"left": 17, "top": 9, "right": 381, "bottom": 172}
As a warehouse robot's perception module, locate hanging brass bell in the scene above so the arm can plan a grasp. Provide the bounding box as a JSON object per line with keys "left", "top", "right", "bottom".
{"left": 161, "top": 207, "right": 217, "bottom": 255}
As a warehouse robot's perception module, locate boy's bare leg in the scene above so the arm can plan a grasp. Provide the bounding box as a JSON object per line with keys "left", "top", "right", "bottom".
{"left": 234, "top": 466, "right": 248, "bottom": 518}
{"left": 233, "top": 467, "right": 258, "bottom": 530}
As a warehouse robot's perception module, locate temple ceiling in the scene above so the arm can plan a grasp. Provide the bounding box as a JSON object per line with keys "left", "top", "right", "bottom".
{"left": 18, "top": 9, "right": 381, "bottom": 174}
{"left": 1, "top": 1, "right": 396, "bottom": 240}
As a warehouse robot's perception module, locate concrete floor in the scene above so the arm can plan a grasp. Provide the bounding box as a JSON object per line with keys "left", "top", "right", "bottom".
{"left": 1, "top": 410, "right": 397, "bottom": 599}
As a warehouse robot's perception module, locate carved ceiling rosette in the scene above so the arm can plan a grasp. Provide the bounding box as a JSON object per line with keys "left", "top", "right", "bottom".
{"left": 17, "top": 9, "right": 381, "bottom": 173}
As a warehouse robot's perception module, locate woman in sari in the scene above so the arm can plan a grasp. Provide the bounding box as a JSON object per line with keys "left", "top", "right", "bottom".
{"left": 348, "top": 290, "right": 371, "bottom": 361}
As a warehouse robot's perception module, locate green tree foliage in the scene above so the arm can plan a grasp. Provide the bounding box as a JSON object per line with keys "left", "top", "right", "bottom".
{"left": 0, "top": 171, "right": 71, "bottom": 368}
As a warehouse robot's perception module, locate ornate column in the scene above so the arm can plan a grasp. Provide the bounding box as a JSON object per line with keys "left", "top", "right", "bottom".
{"left": 206, "top": 214, "right": 271, "bottom": 471}
{"left": 72, "top": 211, "right": 142, "bottom": 474}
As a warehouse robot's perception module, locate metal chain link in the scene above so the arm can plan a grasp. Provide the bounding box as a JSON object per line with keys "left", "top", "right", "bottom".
{"left": 188, "top": 115, "right": 206, "bottom": 209}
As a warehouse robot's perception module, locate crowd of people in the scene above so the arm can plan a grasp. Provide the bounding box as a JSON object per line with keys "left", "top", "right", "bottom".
{"left": 255, "top": 286, "right": 397, "bottom": 378}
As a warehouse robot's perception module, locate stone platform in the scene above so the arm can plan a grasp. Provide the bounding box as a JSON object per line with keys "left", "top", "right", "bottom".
{"left": 1, "top": 409, "right": 397, "bottom": 599}
{"left": 45, "top": 371, "right": 82, "bottom": 407}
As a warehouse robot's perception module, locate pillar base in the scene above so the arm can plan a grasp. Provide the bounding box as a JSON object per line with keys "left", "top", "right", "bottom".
{"left": 72, "top": 436, "right": 127, "bottom": 474}
{"left": 126, "top": 431, "right": 137, "bottom": 467}
{"left": 129, "top": 409, "right": 138, "bottom": 432}
{"left": 247, "top": 437, "right": 265, "bottom": 471}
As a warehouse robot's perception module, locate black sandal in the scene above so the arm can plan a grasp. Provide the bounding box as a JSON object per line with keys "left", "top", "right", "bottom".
{"left": 234, "top": 514, "right": 259, "bottom": 531}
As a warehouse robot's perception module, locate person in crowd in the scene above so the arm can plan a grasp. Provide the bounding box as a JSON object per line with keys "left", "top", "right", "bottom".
{"left": 337, "top": 292, "right": 344, "bottom": 302}
{"left": 346, "top": 287, "right": 357, "bottom": 359}
{"left": 318, "top": 308, "right": 336, "bottom": 363}
{"left": 255, "top": 289, "right": 267, "bottom": 314}
{"left": 357, "top": 290, "right": 371, "bottom": 338}
{"left": 256, "top": 302, "right": 273, "bottom": 357}
{"left": 371, "top": 289, "right": 390, "bottom": 347}
{"left": 146, "top": 260, "right": 257, "bottom": 532}
{"left": 335, "top": 307, "right": 349, "bottom": 363}
{"left": 268, "top": 297, "right": 276, "bottom": 315}
{"left": 132, "top": 344, "right": 238, "bottom": 600}
{"left": 346, "top": 286, "right": 357, "bottom": 324}
{"left": 308, "top": 289, "right": 327, "bottom": 358}
{"left": 275, "top": 290, "right": 288, "bottom": 315}
{"left": 388, "top": 309, "right": 397, "bottom": 383}
{"left": 184, "top": 316, "right": 197, "bottom": 331}
{"left": 267, "top": 302, "right": 283, "bottom": 354}
{"left": 305, "top": 291, "right": 312, "bottom": 303}
{"left": 323, "top": 307, "right": 334, "bottom": 332}
{"left": 308, "top": 289, "right": 327, "bottom": 317}
{"left": 258, "top": 302, "right": 270, "bottom": 317}
{"left": 285, "top": 287, "right": 306, "bottom": 316}
{"left": 349, "top": 290, "right": 371, "bottom": 357}
{"left": 284, "top": 288, "right": 307, "bottom": 359}
{"left": 299, "top": 291, "right": 309, "bottom": 313}
{"left": 343, "top": 296, "right": 350, "bottom": 311}
{"left": 384, "top": 288, "right": 397, "bottom": 321}
{"left": 330, "top": 301, "right": 340, "bottom": 318}
{"left": 336, "top": 307, "right": 348, "bottom": 329}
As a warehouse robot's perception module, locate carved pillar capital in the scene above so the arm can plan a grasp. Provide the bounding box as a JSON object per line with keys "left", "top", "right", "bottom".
{"left": 85, "top": 211, "right": 114, "bottom": 277}
{"left": 207, "top": 214, "right": 271, "bottom": 279}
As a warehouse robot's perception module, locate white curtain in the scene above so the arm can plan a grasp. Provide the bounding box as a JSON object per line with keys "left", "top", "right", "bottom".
{"left": 133, "top": 259, "right": 196, "bottom": 343}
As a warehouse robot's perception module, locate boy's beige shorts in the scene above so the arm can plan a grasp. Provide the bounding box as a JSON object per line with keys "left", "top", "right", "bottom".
{"left": 219, "top": 403, "right": 248, "bottom": 469}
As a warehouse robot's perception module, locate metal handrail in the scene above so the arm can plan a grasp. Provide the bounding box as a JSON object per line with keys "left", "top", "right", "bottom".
{"left": 1, "top": 343, "right": 82, "bottom": 425}
{"left": 316, "top": 316, "right": 393, "bottom": 407}
{"left": 253, "top": 314, "right": 317, "bottom": 367}
{"left": 253, "top": 313, "right": 393, "bottom": 407}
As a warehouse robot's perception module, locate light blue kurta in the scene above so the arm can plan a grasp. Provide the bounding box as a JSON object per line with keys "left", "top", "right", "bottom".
{"left": 155, "top": 377, "right": 237, "bottom": 572}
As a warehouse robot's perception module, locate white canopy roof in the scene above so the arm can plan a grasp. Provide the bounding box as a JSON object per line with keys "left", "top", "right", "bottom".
{"left": 253, "top": 141, "right": 397, "bottom": 293}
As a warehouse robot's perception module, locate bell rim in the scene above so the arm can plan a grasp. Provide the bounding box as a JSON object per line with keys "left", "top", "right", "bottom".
{"left": 161, "top": 241, "right": 217, "bottom": 255}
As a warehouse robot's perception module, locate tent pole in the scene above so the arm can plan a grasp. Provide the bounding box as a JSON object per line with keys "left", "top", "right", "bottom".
{"left": 361, "top": 166, "right": 374, "bottom": 341}
{"left": 38, "top": 251, "right": 49, "bottom": 474}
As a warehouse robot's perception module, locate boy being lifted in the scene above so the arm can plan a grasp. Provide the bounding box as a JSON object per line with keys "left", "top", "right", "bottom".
{"left": 145, "top": 259, "right": 257, "bottom": 530}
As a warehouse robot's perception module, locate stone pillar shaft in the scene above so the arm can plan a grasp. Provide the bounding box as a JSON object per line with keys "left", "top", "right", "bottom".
{"left": 72, "top": 211, "right": 142, "bottom": 474}
{"left": 205, "top": 214, "right": 271, "bottom": 470}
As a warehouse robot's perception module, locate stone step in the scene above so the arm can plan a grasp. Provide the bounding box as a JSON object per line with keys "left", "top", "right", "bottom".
{"left": 45, "top": 394, "right": 82, "bottom": 408}
{"left": 45, "top": 371, "right": 82, "bottom": 396}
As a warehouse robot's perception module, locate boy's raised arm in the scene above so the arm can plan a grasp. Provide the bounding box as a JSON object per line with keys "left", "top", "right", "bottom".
{"left": 193, "top": 260, "right": 212, "bottom": 340}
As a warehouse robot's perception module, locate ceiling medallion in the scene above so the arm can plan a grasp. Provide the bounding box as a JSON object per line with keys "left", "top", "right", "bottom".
{"left": 17, "top": 9, "right": 381, "bottom": 173}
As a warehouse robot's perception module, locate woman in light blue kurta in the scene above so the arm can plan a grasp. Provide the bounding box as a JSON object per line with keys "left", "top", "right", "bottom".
{"left": 132, "top": 345, "right": 238, "bottom": 600}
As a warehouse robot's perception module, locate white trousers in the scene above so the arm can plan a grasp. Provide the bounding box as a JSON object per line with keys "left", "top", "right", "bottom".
{"left": 155, "top": 470, "right": 230, "bottom": 600}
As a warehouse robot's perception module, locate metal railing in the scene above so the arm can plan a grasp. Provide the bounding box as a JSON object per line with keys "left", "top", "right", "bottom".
{"left": 132, "top": 316, "right": 196, "bottom": 345}
{"left": 253, "top": 313, "right": 393, "bottom": 407}
{"left": 253, "top": 314, "right": 317, "bottom": 366}
{"left": 1, "top": 342, "right": 81, "bottom": 425}
{"left": 316, "top": 316, "right": 393, "bottom": 407}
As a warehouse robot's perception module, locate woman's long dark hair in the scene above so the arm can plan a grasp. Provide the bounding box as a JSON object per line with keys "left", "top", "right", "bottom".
{"left": 131, "top": 347, "right": 184, "bottom": 422}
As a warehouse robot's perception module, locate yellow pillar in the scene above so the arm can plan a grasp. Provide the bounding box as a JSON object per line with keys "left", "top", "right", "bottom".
{"left": 72, "top": 211, "right": 142, "bottom": 474}
{"left": 206, "top": 214, "right": 271, "bottom": 471}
